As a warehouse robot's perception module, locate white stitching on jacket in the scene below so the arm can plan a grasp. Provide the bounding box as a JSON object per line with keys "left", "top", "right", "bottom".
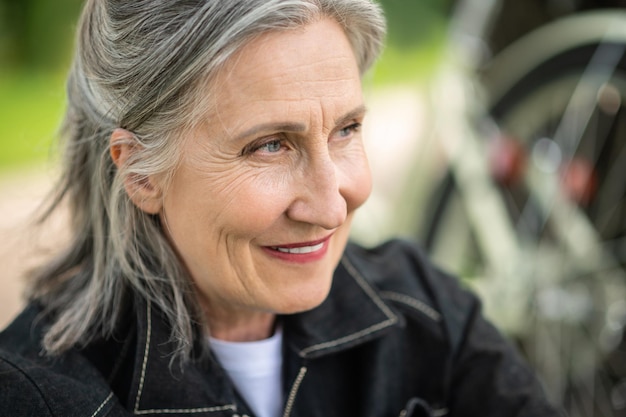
{"left": 342, "top": 257, "right": 398, "bottom": 320}
{"left": 299, "top": 319, "right": 396, "bottom": 357}
{"left": 298, "top": 257, "right": 399, "bottom": 356}
{"left": 133, "top": 405, "right": 237, "bottom": 415}
{"left": 282, "top": 366, "right": 307, "bottom": 417}
{"left": 90, "top": 392, "right": 113, "bottom": 417}
{"left": 132, "top": 301, "right": 237, "bottom": 415}
{"left": 134, "top": 301, "right": 152, "bottom": 412}
{"left": 381, "top": 291, "right": 442, "bottom": 322}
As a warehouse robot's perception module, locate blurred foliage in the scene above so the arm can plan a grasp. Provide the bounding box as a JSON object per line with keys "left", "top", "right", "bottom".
{"left": 0, "top": 0, "right": 453, "bottom": 72}
{"left": 0, "top": 0, "right": 452, "bottom": 171}
{"left": 0, "top": 71, "right": 66, "bottom": 171}
{"left": 379, "top": 0, "right": 453, "bottom": 49}
{"left": 0, "top": 0, "right": 81, "bottom": 172}
{"left": 371, "top": 0, "right": 453, "bottom": 85}
{"left": 0, "top": 0, "right": 83, "bottom": 71}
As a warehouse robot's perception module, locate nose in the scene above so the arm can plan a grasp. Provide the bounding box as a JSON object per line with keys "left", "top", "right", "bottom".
{"left": 286, "top": 152, "right": 347, "bottom": 230}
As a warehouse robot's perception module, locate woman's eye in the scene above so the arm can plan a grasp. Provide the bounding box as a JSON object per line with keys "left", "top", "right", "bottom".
{"left": 247, "top": 139, "right": 284, "bottom": 155}
{"left": 337, "top": 122, "right": 362, "bottom": 138}
{"left": 241, "top": 135, "right": 291, "bottom": 157}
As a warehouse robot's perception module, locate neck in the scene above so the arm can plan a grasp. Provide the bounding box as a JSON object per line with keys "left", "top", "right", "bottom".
{"left": 204, "top": 305, "right": 277, "bottom": 342}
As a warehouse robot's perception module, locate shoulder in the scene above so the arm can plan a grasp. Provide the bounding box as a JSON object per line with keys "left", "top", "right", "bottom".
{"left": 344, "top": 238, "right": 475, "bottom": 301}
{"left": 0, "top": 305, "right": 119, "bottom": 417}
{"left": 0, "top": 349, "right": 54, "bottom": 415}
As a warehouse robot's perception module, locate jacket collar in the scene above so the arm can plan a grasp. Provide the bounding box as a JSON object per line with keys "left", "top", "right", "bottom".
{"left": 123, "top": 248, "right": 401, "bottom": 414}
{"left": 127, "top": 298, "right": 241, "bottom": 415}
{"left": 283, "top": 253, "right": 401, "bottom": 359}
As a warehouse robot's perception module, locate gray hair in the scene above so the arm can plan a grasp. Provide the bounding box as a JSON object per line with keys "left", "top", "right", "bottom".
{"left": 29, "top": 0, "right": 385, "bottom": 361}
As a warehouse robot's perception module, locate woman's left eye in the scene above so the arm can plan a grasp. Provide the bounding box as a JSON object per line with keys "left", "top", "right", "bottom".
{"left": 257, "top": 140, "right": 283, "bottom": 153}
{"left": 337, "top": 122, "right": 362, "bottom": 138}
{"left": 243, "top": 138, "right": 286, "bottom": 156}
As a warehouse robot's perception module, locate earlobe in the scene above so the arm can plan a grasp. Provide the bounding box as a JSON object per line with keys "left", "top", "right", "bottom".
{"left": 109, "top": 128, "right": 163, "bottom": 214}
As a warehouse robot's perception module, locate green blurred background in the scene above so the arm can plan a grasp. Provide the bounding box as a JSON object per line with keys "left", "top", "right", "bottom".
{"left": 0, "top": 0, "right": 452, "bottom": 174}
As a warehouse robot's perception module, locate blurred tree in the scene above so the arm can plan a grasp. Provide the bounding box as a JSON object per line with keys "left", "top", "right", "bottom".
{"left": 0, "top": 0, "right": 453, "bottom": 72}
{"left": 0, "top": 0, "right": 82, "bottom": 72}
{"left": 378, "top": 0, "right": 454, "bottom": 49}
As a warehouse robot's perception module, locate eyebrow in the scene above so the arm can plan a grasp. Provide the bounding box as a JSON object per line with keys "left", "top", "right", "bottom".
{"left": 232, "top": 104, "right": 368, "bottom": 142}
{"left": 335, "top": 104, "right": 368, "bottom": 127}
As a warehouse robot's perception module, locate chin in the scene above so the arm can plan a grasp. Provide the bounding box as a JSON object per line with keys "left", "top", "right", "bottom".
{"left": 276, "top": 279, "right": 333, "bottom": 315}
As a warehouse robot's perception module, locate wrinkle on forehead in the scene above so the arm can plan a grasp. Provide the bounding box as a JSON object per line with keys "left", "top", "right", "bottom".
{"left": 188, "top": 18, "right": 363, "bottom": 155}
{"left": 214, "top": 19, "right": 359, "bottom": 100}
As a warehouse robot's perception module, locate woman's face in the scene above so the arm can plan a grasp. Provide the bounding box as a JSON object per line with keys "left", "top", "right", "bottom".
{"left": 162, "top": 18, "right": 371, "bottom": 324}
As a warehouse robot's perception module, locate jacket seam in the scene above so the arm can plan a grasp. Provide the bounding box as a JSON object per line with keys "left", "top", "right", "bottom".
{"left": 133, "top": 405, "right": 237, "bottom": 415}
{"left": 342, "top": 256, "right": 399, "bottom": 321}
{"left": 134, "top": 301, "right": 153, "bottom": 413}
{"left": 90, "top": 392, "right": 114, "bottom": 417}
{"left": 299, "top": 319, "right": 396, "bottom": 357}
{"left": 107, "top": 327, "right": 134, "bottom": 384}
{"left": 0, "top": 356, "right": 55, "bottom": 416}
{"left": 282, "top": 366, "right": 307, "bottom": 417}
{"left": 298, "top": 257, "right": 398, "bottom": 357}
{"left": 381, "top": 291, "right": 442, "bottom": 322}
{"left": 132, "top": 301, "right": 237, "bottom": 415}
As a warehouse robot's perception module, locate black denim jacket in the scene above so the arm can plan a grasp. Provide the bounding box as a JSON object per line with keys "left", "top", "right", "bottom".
{"left": 0, "top": 239, "right": 563, "bottom": 417}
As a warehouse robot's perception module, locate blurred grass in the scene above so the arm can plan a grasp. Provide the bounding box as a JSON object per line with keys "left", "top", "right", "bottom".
{"left": 370, "top": 29, "right": 447, "bottom": 86}
{"left": 0, "top": 71, "right": 66, "bottom": 173}
{"left": 0, "top": 0, "right": 450, "bottom": 174}
{"left": 0, "top": 49, "right": 448, "bottom": 175}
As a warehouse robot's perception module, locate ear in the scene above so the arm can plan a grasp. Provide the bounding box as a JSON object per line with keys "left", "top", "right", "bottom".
{"left": 109, "top": 128, "right": 163, "bottom": 214}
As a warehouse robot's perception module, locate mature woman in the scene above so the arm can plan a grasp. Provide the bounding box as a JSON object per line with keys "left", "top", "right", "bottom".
{"left": 0, "top": 1, "right": 562, "bottom": 416}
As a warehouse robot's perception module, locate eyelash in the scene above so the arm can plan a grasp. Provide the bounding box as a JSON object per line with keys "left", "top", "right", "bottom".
{"left": 338, "top": 122, "right": 362, "bottom": 138}
{"left": 242, "top": 121, "right": 362, "bottom": 156}
{"left": 243, "top": 137, "right": 286, "bottom": 156}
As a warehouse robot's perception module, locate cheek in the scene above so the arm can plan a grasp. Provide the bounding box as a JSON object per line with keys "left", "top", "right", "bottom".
{"left": 208, "top": 167, "right": 298, "bottom": 236}
{"left": 223, "top": 179, "right": 293, "bottom": 234}
{"left": 164, "top": 168, "right": 294, "bottom": 246}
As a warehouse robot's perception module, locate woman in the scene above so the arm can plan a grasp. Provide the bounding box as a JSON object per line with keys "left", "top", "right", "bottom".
{"left": 0, "top": 1, "right": 563, "bottom": 416}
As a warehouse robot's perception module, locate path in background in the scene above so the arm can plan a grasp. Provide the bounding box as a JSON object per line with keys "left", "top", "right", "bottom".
{"left": 0, "top": 166, "right": 68, "bottom": 328}
{"left": 0, "top": 86, "right": 426, "bottom": 329}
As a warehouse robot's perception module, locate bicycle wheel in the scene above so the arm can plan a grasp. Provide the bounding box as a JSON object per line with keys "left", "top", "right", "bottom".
{"left": 421, "top": 10, "right": 626, "bottom": 416}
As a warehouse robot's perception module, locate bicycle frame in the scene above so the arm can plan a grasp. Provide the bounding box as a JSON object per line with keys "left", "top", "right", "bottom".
{"left": 422, "top": 2, "right": 626, "bottom": 413}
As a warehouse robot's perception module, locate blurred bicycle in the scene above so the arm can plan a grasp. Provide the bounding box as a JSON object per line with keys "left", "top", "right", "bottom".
{"left": 412, "top": 0, "right": 626, "bottom": 415}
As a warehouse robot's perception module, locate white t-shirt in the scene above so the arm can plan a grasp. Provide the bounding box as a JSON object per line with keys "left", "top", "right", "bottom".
{"left": 209, "top": 329, "right": 284, "bottom": 417}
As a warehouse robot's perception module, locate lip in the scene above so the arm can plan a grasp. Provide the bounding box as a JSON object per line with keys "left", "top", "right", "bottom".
{"left": 262, "top": 234, "right": 334, "bottom": 263}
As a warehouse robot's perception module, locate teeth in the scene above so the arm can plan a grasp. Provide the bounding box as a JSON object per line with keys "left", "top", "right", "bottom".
{"left": 274, "top": 242, "right": 324, "bottom": 254}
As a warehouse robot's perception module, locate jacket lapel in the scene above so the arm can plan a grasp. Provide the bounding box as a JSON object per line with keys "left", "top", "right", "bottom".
{"left": 283, "top": 255, "right": 401, "bottom": 360}
{"left": 127, "top": 299, "right": 242, "bottom": 416}
{"left": 116, "top": 248, "right": 403, "bottom": 415}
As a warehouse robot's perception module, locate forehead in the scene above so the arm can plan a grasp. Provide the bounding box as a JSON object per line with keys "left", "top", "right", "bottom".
{"left": 208, "top": 19, "right": 363, "bottom": 128}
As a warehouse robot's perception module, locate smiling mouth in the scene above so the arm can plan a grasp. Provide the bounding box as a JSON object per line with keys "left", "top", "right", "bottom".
{"left": 272, "top": 242, "right": 325, "bottom": 254}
